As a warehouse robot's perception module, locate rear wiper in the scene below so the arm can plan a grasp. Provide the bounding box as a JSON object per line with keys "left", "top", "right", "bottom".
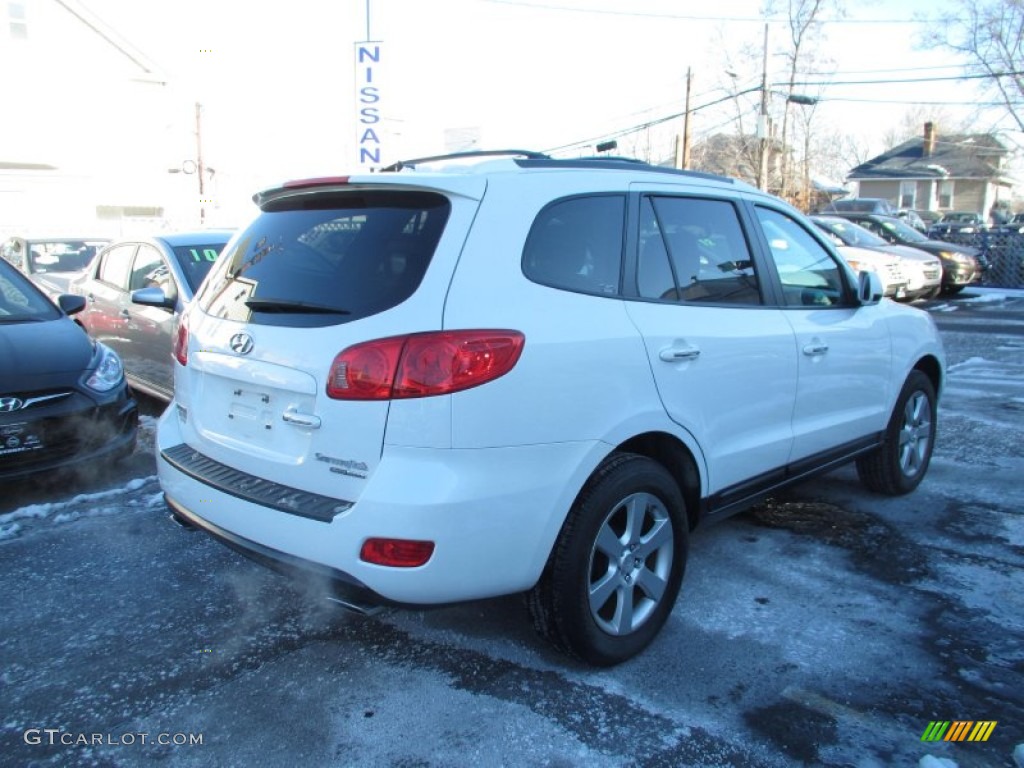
{"left": 244, "top": 298, "right": 350, "bottom": 315}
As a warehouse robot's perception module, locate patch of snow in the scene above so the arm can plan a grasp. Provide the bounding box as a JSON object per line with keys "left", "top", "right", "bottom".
{"left": 0, "top": 522, "right": 21, "bottom": 540}
{"left": 919, "top": 756, "right": 958, "bottom": 768}
{"left": 0, "top": 475, "right": 158, "bottom": 526}
{"left": 1013, "top": 742, "right": 1024, "bottom": 768}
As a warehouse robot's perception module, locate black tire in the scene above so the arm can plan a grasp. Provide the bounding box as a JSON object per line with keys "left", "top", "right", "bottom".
{"left": 527, "top": 452, "right": 687, "bottom": 666}
{"left": 942, "top": 284, "right": 966, "bottom": 295}
{"left": 856, "top": 370, "right": 937, "bottom": 495}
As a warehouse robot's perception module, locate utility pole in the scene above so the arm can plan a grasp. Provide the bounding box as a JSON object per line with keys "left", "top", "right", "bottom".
{"left": 756, "top": 23, "right": 770, "bottom": 192}
{"left": 680, "top": 67, "right": 693, "bottom": 170}
{"left": 195, "top": 102, "right": 206, "bottom": 226}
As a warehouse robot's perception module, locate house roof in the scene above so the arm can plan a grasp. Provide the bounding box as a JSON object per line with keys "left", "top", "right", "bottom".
{"left": 848, "top": 132, "right": 1012, "bottom": 182}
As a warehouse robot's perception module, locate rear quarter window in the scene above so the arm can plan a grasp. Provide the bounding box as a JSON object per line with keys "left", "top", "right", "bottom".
{"left": 522, "top": 195, "right": 625, "bottom": 296}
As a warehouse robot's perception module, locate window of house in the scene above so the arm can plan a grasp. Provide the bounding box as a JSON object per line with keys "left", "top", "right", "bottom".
{"left": 939, "top": 181, "right": 954, "bottom": 209}
{"left": 899, "top": 181, "right": 917, "bottom": 209}
{"left": 636, "top": 196, "right": 761, "bottom": 305}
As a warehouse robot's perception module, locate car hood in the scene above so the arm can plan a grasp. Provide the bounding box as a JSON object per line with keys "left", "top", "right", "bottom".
{"left": 0, "top": 317, "right": 94, "bottom": 393}
{"left": 32, "top": 270, "right": 85, "bottom": 297}
{"left": 903, "top": 238, "right": 979, "bottom": 257}
{"left": 873, "top": 244, "right": 941, "bottom": 264}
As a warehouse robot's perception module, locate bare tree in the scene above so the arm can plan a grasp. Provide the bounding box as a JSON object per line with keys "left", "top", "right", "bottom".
{"left": 763, "top": 0, "right": 845, "bottom": 201}
{"left": 923, "top": 0, "right": 1024, "bottom": 131}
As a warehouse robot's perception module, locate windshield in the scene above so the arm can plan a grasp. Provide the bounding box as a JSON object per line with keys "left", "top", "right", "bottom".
{"left": 0, "top": 263, "right": 60, "bottom": 321}
{"left": 27, "top": 239, "right": 108, "bottom": 273}
{"left": 197, "top": 190, "right": 450, "bottom": 327}
{"left": 814, "top": 218, "right": 887, "bottom": 248}
{"left": 879, "top": 218, "right": 927, "bottom": 242}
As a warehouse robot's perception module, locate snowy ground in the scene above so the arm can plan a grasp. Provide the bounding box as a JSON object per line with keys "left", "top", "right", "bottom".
{"left": 1, "top": 290, "right": 1022, "bottom": 768}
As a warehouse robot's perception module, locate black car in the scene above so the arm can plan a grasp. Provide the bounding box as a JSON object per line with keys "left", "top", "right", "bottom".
{"left": 826, "top": 213, "right": 983, "bottom": 294}
{"left": 0, "top": 258, "right": 137, "bottom": 482}
{"left": 926, "top": 211, "right": 987, "bottom": 238}
{"left": 70, "top": 231, "right": 233, "bottom": 401}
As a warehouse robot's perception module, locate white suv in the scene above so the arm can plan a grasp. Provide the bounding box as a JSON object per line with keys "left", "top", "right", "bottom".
{"left": 156, "top": 151, "right": 945, "bottom": 665}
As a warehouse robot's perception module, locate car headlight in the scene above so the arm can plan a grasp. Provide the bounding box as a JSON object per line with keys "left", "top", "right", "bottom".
{"left": 939, "top": 251, "right": 974, "bottom": 264}
{"left": 85, "top": 342, "right": 125, "bottom": 392}
{"left": 844, "top": 259, "right": 876, "bottom": 273}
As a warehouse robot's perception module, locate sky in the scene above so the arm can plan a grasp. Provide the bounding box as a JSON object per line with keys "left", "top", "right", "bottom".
{"left": 8, "top": 0, "right": 1019, "bottom": 225}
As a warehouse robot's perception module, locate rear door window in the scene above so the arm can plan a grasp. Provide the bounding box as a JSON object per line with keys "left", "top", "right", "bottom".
{"left": 636, "top": 196, "right": 761, "bottom": 305}
{"left": 198, "top": 191, "right": 450, "bottom": 327}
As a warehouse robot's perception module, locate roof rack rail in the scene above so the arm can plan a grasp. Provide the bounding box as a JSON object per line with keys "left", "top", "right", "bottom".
{"left": 380, "top": 149, "right": 550, "bottom": 172}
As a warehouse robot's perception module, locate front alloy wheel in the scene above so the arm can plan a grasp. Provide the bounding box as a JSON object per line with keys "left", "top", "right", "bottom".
{"left": 857, "top": 370, "right": 937, "bottom": 495}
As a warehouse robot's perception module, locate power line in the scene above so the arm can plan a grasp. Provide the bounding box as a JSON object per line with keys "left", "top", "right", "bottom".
{"left": 480, "top": 0, "right": 952, "bottom": 24}
{"left": 790, "top": 71, "right": 1024, "bottom": 87}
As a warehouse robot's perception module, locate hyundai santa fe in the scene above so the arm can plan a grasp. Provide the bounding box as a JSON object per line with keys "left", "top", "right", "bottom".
{"left": 156, "top": 151, "right": 944, "bottom": 666}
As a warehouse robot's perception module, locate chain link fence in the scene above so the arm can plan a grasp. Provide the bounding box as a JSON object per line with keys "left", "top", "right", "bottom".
{"left": 935, "top": 232, "right": 1024, "bottom": 289}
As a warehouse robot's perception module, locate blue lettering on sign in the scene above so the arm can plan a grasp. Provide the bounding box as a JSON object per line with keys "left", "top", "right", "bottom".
{"left": 357, "top": 45, "right": 380, "bottom": 63}
{"left": 355, "top": 43, "right": 383, "bottom": 166}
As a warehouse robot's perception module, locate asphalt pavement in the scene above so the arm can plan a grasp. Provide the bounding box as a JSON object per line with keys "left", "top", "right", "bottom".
{"left": 1, "top": 288, "right": 1021, "bottom": 768}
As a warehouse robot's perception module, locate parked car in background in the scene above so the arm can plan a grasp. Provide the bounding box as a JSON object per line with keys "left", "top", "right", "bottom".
{"left": 155, "top": 151, "right": 945, "bottom": 666}
{"left": 819, "top": 197, "right": 897, "bottom": 216}
{"left": 811, "top": 215, "right": 943, "bottom": 301}
{"left": 70, "top": 231, "right": 233, "bottom": 401}
{"left": 0, "top": 257, "right": 137, "bottom": 482}
{"left": 809, "top": 221, "right": 907, "bottom": 299}
{"left": 0, "top": 236, "right": 110, "bottom": 297}
{"left": 914, "top": 210, "right": 943, "bottom": 229}
{"left": 927, "top": 211, "right": 987, "bottom": 237}
{"left": 896, "top": 209, "right": 927, "bottom": 232}
{"left": 997, "top": 212, "right": 1024, "bottom": 234}
{"left": 827, "top": 212, "right": 982, "bottom": 294}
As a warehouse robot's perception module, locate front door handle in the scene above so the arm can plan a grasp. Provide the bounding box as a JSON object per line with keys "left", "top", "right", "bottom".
{"left": 659, "top": 345, "right": 701, "bottom": 362}
{"left": 802, "top": 341, "right": 829, "bottom": 356}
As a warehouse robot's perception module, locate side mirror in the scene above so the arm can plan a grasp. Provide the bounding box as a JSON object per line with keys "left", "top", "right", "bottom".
{"left": 858, "top": 271, "right": 883, "bottom": 305}
{"left": 57, "top": 293, "right": 87, "bottom": 316}
{"left": 131, "top": 286, "right": 177, "bottom": 311}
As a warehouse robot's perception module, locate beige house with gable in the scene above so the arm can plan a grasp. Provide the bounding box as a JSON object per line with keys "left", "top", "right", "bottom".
{"left": 847, "top": 123, "right": 1016, "bottom": 221}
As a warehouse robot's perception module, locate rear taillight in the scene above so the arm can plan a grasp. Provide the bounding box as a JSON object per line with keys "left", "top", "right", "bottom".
{"left": 360, "top": 538, "right": 435, "bottom": 568}
{"left": 327, "top": 330, "right": 524, "bottom": 400}
{"left": 173, "top": 314, "right": 189, "bottom": 366}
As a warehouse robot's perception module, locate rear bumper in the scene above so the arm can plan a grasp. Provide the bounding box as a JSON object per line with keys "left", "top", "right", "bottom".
{"left": 156, "top": 407, "right": 606, "bottom": 604}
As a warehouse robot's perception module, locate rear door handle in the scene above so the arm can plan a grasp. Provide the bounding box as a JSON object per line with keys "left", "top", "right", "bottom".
{"left": 659, "top": 345, "right": 701, "bottom": 362}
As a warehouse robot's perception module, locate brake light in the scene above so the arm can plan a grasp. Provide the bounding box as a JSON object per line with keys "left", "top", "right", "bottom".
{"left": 360, "top": 538, "right": 435, "bottom": 568}
{"left": 173, "top": 314, "right": 189, "bottom": 366}
{"left": 326, "top": 330, "right": 524, "bottom": 400}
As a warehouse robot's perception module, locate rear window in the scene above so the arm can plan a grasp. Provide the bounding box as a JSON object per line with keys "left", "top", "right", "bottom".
{"left": 197, "top": 191, "right": 450, "bottom": 327}
{"left": 170, "top": 242, "right": 231, "bottom": 291}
